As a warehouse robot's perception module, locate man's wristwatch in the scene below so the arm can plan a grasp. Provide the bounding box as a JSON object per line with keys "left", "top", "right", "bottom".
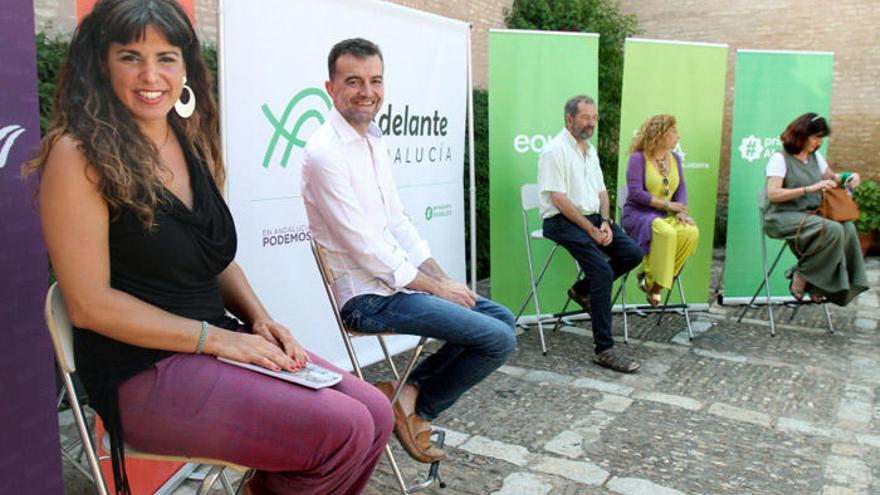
{"left": 601, "top": 216, "right": 613, "bottom": 225}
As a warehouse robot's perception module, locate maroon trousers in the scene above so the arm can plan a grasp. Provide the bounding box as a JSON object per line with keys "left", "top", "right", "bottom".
{"left": 118, "top": 352, "right": 393, "bottom": 494}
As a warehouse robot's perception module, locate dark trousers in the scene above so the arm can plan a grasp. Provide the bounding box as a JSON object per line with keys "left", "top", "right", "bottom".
{"left": 542, "top": 213, "right": 642, "bottom": 353}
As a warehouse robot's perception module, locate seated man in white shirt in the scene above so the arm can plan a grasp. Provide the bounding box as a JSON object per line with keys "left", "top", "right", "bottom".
{"left": 538, "top": 95, "right": 643, "bottom": 373}
{"left": 301, "top": 38, "right": 516, "bottom": 464}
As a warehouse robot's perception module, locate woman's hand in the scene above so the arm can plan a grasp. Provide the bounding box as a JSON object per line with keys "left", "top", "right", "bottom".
{"left": 667, "top": 201, "right": 688, "bottom": 214}
{"left": 675, "top": 211, "right": 695, "bottom": 225}
{"left": 251, "top": 318, "right": 310, "bottom": 368}
{"left": 808, "top": 179, "right": 838, "bottom": 193}
{"left": 204, "top": 326, "right": 299, "bottom": 372}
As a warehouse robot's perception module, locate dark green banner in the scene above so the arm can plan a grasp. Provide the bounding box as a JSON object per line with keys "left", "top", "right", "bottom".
{"left": 723, "top": 50, "right": 834, "bottom": 302}
{"left": 488, "top": 30, "right": 599, "bottom": 315}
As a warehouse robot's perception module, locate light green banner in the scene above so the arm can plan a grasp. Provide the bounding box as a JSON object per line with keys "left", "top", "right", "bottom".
{"left": 488, "top": 30, "right": 599, "bottom": 314}
{"left": 723, "top": 50, "right": 834, "bottom": 301}
{"left": 615, "top": 39, "right": 728, "bottom": 306}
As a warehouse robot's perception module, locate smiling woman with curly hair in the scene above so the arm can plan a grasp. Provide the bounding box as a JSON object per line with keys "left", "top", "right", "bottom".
{"left": 25, "top": 1, "right": 391, "bottom": 493}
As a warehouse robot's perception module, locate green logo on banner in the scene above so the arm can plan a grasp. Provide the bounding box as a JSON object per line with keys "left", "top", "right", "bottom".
{"left": 425, "top": 204, "right": 452, "bottom": 221}
{"left": 261, "top": 88, "right": 332, "bottom": 168}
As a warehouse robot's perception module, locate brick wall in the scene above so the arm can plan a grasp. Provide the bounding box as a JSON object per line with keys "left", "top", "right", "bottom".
{"left": 618, "top": 0, "right": 880, "bottom": 213}
{"left": 34, "top": 0, "right": 76, "bottom": 36}
{"left": 34, "top": 0, "right": 874, "bottom": 188}
{"left": 33, "top": 0, "right": 510, "bottom": 87}
{"left": 382, "top": 0, "right": 513, "bottom": 88}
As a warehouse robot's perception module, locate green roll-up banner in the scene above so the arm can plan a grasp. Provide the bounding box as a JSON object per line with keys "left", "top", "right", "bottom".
{"left": 488, "top": 29, "right": 599, "bottom": 315}
{"left": 615, "top": 38, "right": 728, "bottom": 306}
{"left": 723, "top": 50, "right": 834, "bottom": 302}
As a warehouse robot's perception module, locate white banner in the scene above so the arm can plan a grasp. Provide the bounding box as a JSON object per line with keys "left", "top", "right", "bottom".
{"left": 220, "top": 0, "right": 469, "bottom": 367}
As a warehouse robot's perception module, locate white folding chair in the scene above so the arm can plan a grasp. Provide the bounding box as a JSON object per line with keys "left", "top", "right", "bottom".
{"left": 736, "top": 188, "right": 834, "bottom": 336}
{"left": 309, "top": 239, "right": 444, "bottom": 494}
{"left": 45, "top": 282, "right": 248, "bottom": 495}
{"left": 513, "top": 183, "right": 588, "bottom": 355}
{"left": 616, "top": 184, "right": 694, "bottom": 341}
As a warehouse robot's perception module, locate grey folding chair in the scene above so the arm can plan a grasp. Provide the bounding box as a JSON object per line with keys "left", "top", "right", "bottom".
{"left": 616, "top": 184, "right": 694, "bottom": 342}
{"left": 736, "top": 187, "right": 833, "bottom": 336}
{"left": 309, "top": 239, "right": 444, "bottom": 494}
{"left": 45, "top": 282, "right": 247, "bottom": 495}
{"left": 514, "top": 183, "right": 591, "bottom": 355}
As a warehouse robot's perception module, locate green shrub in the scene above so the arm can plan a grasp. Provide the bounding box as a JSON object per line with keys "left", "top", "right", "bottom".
{"left": 464, "top": 89, "right": 490, "bottom": 279}
{"left": 504, "top": 0, "right": 640, "bottom": 201}
{"left": 35, "top": 32, "right": 69, "bottom": 135}
{"left": 854, "top": 179, "right": 880, "bottom": 234}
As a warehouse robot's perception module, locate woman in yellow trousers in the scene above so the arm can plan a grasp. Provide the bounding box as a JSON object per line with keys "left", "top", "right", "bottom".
{"left": 621, "top": 115, "right": 699, "bottom": 306}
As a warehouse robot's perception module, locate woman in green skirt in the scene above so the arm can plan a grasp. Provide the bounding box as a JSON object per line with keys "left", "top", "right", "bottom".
{"left": 764, "top": 113, "right": 868, "bottom": 305}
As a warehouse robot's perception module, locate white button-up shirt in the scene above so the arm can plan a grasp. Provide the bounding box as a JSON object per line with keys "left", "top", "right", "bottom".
{"left": 537, "top": 128, "right": 605, "bottom": 219}
{"left": 301, "top": 108, "right": 432, "bottom": 307}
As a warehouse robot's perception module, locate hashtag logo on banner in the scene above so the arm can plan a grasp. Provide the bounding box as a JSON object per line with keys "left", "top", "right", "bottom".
{"left": 0, "top": 124, "right": 26, "bottom": 170}
{"left": 672, "top": 142, "right": 687, "bottom": 162}
{"left": 261, "top": 88, "right": 332, "bottom": 168}
{"left": 738, "top": 135, "right": 764, "bottom": 163}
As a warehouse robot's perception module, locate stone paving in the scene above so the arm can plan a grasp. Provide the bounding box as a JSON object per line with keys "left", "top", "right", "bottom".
{"left": 60, "top": 256, "right": 880, "bottom": 494}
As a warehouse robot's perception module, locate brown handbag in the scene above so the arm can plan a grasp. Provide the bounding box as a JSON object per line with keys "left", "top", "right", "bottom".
{"left": 794, "top": 187, "right": 860, "bottom": 257}
{"left": 818, "top": 187, "right": 860, "bottom": 222}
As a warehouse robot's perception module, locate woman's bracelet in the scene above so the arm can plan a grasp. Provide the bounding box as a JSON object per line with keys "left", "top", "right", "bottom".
{"left": 663, "top": 200, "right": 670, "bottom": 211}
{"left": 840, "top": 171, "right": 853, "bottom": 187}
{"left": 195, "top": 320, "right": 208, "bottom": 354}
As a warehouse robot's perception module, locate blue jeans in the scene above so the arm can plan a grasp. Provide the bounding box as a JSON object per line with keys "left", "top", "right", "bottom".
{"left": 341, "top": 293, "right": 516, "bottom": 421}
{"left": 542, "top": 213, "right": 642, "bottom": 353}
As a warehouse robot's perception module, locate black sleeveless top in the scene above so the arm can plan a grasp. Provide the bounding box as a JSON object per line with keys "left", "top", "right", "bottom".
{"left": 73, "top": 140, "right": 239, "bottom": 493}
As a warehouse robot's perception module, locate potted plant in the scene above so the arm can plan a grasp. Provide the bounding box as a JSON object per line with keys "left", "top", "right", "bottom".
{"left": 853, "top": 178, "right": 880, "bottom": 255}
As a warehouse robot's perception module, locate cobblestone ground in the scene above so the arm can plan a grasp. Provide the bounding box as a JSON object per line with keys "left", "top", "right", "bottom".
{"left": 60, "top": 257, "right": 880, "bottom": 494}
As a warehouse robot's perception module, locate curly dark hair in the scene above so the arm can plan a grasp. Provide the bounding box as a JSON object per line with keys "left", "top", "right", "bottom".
{"left": 25, "top": 0, "right": 222, "bottom": 229}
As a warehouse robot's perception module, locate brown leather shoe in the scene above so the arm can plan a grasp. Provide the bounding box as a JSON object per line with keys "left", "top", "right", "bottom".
{"left": 593, "top": 348, "right": 641, "bottom": 373}
{"left": 376, "top": 382, "right": 446, "bottom": 463}
{"left": 567, "top": 286, "right": 591, "bottom": 313}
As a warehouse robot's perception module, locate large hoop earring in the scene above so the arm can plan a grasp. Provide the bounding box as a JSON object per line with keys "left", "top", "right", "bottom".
{"left": 175, "top": 76, "right": 196, "bottom": 118}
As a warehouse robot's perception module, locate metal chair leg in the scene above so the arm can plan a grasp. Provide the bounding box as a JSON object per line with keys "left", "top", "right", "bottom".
{"left": 386, "top": 338, "right": 427, "bottom": 407}
{"left": 63, "top": 374, "right": 108, "bottom": 495}
{"left": 677, "top": 275, "right": 693, "bottom": 340}
{"left": 377, "top": 335, "right": 400, "bottom": 379}
{"left": 788, "top": 303, "right": 801, "bottom": 322}
{"left": 220, "top": 469, "right": 236, "bottom": 495}
{"left": 656, "top": 285, "right": 674, "bottom": 326}
{"left": 196, "top": 465, "right": 225, "bottom": 495}
{"left": 516, "top": 240, "right": 556, "bottom": 355}
{"left": 384, "top": 444, "right": 409, "bottom": 494}
{"left": 612, "top": 273, "right": 629, "bottom": 344}
{"left": 823, "top": 303, "right": 834, "bottom": 334}
{"left": 762, "top": 241, "right": 780, "bottom": 337}
{"left": 737, "top": 243, "right": 786, "bottom": 324}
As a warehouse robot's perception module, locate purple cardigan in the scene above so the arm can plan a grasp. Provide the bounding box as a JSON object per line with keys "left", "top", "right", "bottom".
{"left": 621, "top": 151, "right": 687, "bottom": 255}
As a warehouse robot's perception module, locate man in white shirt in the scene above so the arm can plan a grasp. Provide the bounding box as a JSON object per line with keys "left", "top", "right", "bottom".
{"left": 301, "top": 38, "right": 515, "bottom": 464}
{"left": 538, "top": 95, "right": 642, "bottom": 373}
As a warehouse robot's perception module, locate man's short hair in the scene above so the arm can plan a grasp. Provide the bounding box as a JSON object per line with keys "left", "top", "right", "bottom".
{"left": 327, "top": 38, "right": 383, "bottom": 80}
{"left": 564, "top": 95, "right": 596, "bottom": 118}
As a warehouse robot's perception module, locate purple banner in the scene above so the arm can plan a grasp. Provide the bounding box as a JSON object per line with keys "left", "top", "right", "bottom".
{"left": 0, "top": 1, "right": 62, "bottom": 494}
